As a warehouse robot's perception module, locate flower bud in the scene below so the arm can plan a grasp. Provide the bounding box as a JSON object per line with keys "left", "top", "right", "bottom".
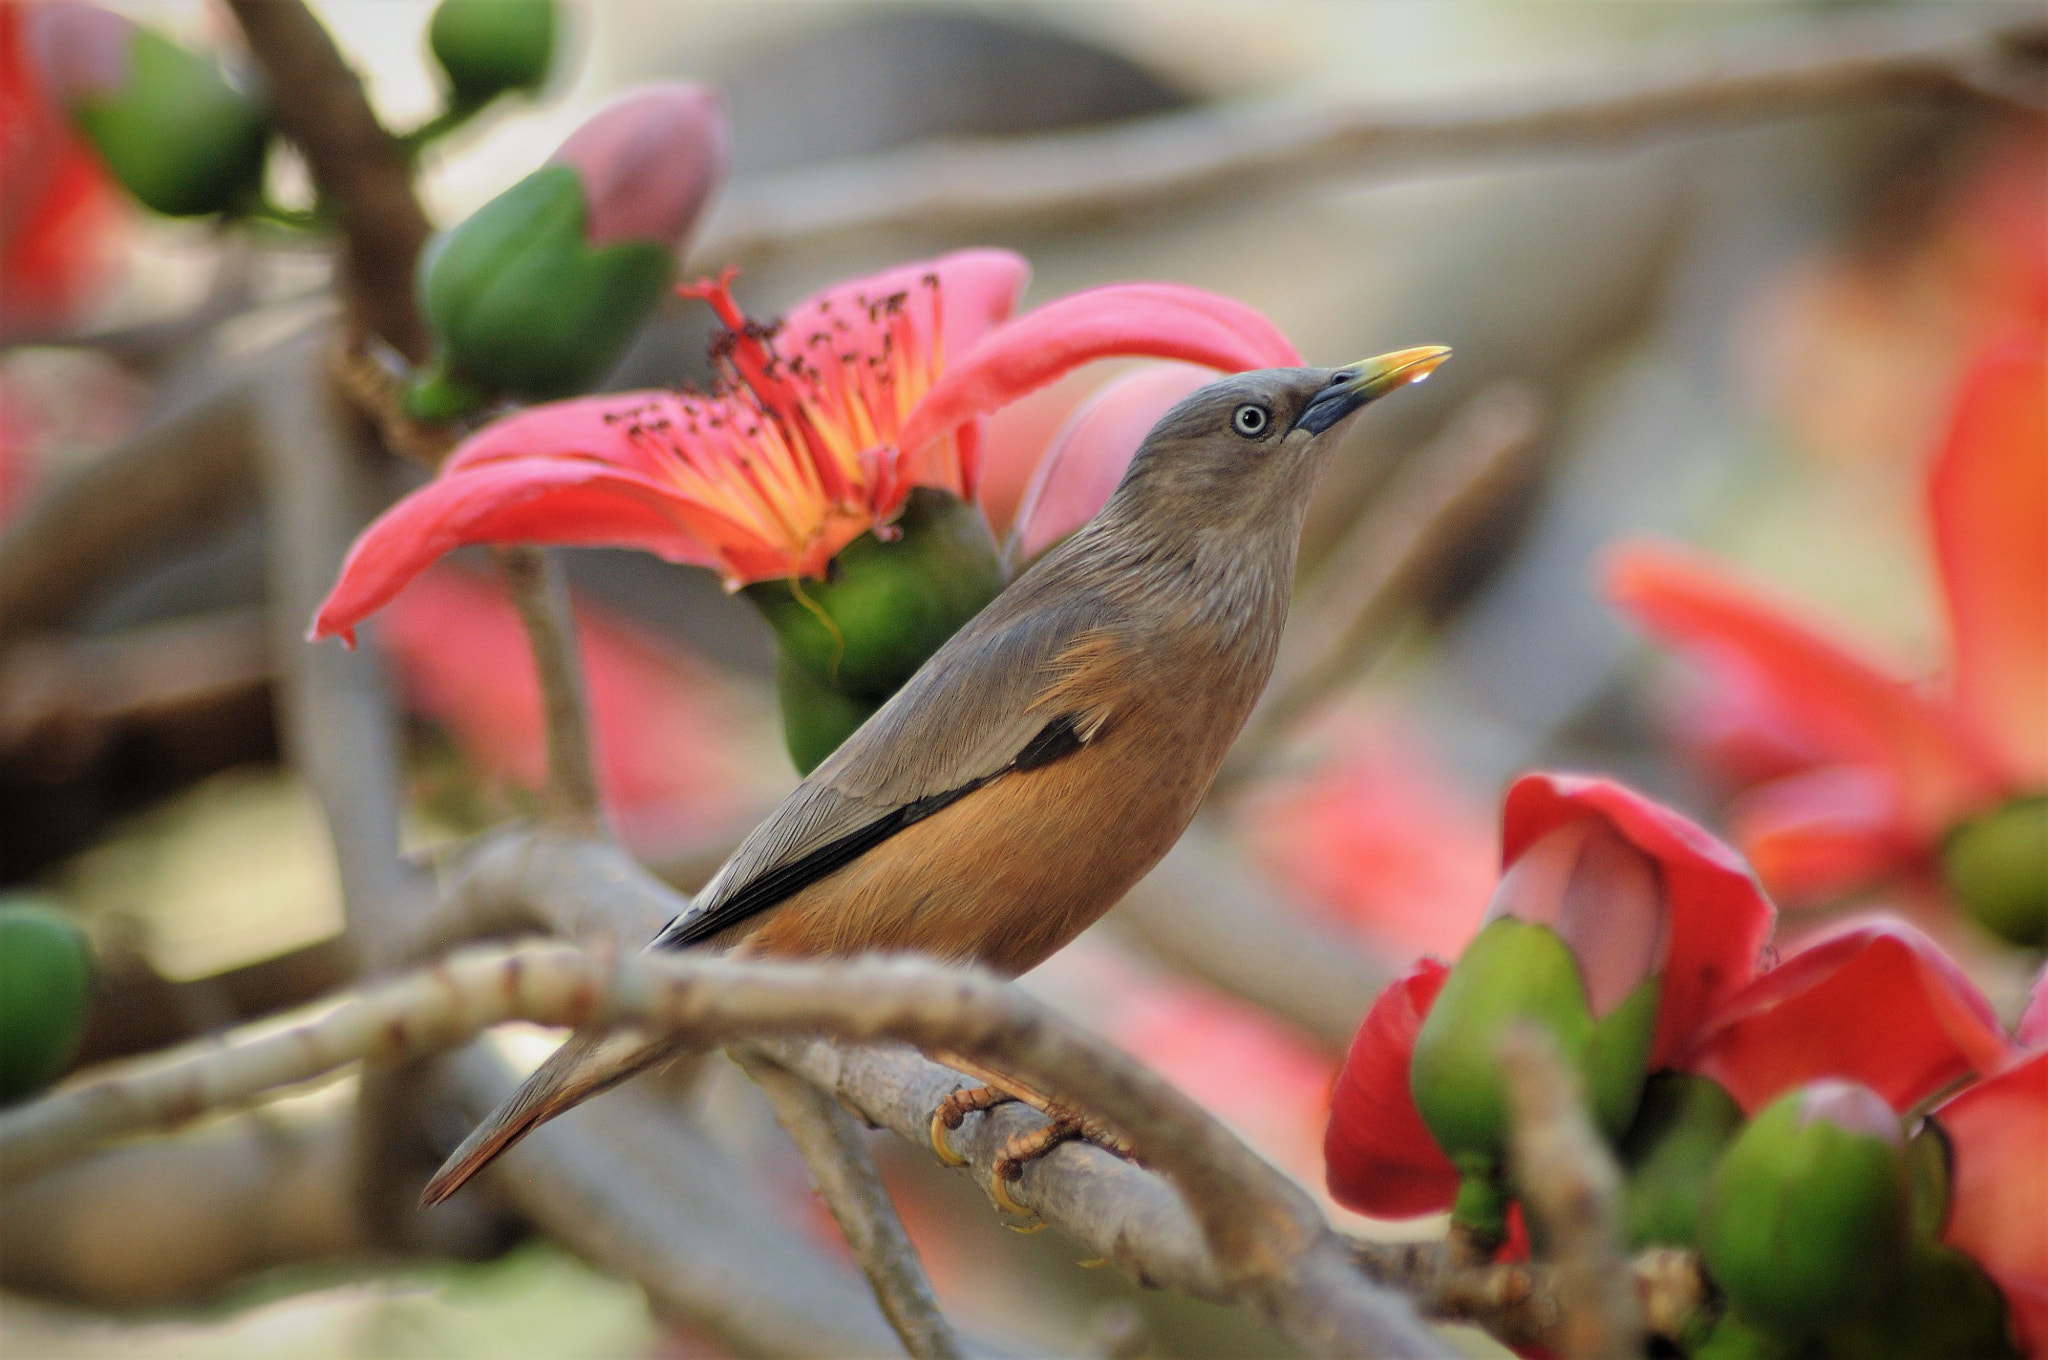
{"left": 29, "top": 3, "right": 269, "bottom": 218}
{"left": 1829, "top": 1242, "right": 2021, "bottom": 1360}
{"left": 1942, "top": 794, "right": 2047, "bottom": 948}
{"left": 1618, "top": 1070, "right": 1746, "bottom": 1249}
{"left": 746, "top": 489, "right": 1004, "bottom": 772}
{"left": 1700, "top": 1080, "right": 1911, "bottom": 1336}
{"left": 409, "top": 84, "right": 729, "bottom": 414}
{"left": 0, "top": 896, "right": 95, "bottom": 1103}
{"left": 1410, "top": 818, "right": 1667, "bottom": 1213}
{"left": 428, "top": 0, "right": 557, "bottom": 106}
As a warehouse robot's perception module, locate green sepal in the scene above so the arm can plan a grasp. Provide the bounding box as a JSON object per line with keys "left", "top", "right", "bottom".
{"left": 1827, "top": 1241, "right": 2022, "bottom": 1360}
{"left": 1906, "top": 1117, "right": 1954, "bottom": 1243}
{"left": 1688, "top": 1311, "right": 1812, "bottom": 1360}
{"left": 428, "top": 0, "right": 557, "bottom": 105}
{"left": 746, "top": 489, "right": 1004, "bottom": 771}
{"left": 1699, "top": 1085, "right": 1912, "bottom": 1336}
{"left": 402, "top": 363, "right": 489, "bottom": 422}
{"left": 71, "top": 27, "right": 269, "bottom": 218}
{"left": 418, "top": 165, "right": 674, "bottom": 403}
{"left": 1448, "top": 1162, "right": 1509, "bottom": 1246}
{"left": 1618, "top": 1070, "right": 1746, "bottom": 1249}
{"left": 0, "top": 898, "right": 96, "bottom": 1104}
{"left": 1409, "top": 917, "right": 1659, "bottom": 1176}
{"left": 1942, "top": 794, "right": 2047, "bottom": 948}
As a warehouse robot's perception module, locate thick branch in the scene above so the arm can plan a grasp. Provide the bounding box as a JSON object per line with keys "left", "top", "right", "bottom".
{"left": 1500, "top": 1029, "right": 1641, "bottom": 1360}
{"left": 692, "top": 13, "right": 2047, "bottom": 266}
{"left": 736, "top": 1048, "right": 965, "bottom": 1360}
{"left": 0, "top": 943, "right": 1450, "bottom": 1359}
{"left": 225, "top": 0, "right": 433, "bottom": 359}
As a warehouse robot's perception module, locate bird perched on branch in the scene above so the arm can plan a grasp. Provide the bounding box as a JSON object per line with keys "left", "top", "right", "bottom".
{"left": 423, "top": 347, "right": 1450, "bottom": 1207}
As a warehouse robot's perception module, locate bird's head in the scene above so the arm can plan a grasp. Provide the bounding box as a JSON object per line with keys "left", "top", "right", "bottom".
{"left": 1111, "top": 347, "right": 1451, "bottom": 537}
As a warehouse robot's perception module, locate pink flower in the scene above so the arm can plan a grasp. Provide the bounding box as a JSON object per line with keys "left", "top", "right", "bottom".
{"left": 548, "top": 84, "right": 728, "bottom": 251}
{"left": 314, "top": 250, "right": 1300, "bottom": 642}
{"left": 1324, "top": 773, "right": 1775, "bottom": 1218}
{"left": 1606, "top": 342, "right": 2045, "bottom": 907}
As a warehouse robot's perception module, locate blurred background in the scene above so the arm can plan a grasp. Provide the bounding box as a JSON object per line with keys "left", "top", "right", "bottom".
{"left": 1, "top": 1, "right": 2041, "bottom": 1356}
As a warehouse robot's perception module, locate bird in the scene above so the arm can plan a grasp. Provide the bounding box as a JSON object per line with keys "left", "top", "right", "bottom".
{"left": 421, "top": 346, "right": 1450, "bottom": 1207}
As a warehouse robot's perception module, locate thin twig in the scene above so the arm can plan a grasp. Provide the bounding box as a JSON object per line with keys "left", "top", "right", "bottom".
{"left": 736, "top": 1048, "right": 966, "bottom": 1360}
{"left": 0, "top": 943, "right": 1451, "bottom": 1360}
{"left": 492, "top": 546, "right": 607, "bottom": 836}
{"left": 225, "top": 0, "right": 433, "bottom": 359}
{"left": 1498, "top": 1028, "right": 1642, "bottom": 1360}
{"left": 691, "top": 12, "right": 2048, "bottom": 267}
{"left": 1221, "top": 382, "right": 1544, "bottom": 788}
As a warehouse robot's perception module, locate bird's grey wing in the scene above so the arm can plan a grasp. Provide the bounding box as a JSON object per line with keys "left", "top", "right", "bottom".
{"left": 650, "top": 577, "right": 1129, "bottom": 950}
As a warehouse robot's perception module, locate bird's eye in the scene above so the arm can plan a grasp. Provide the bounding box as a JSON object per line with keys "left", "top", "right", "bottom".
{"left": 1231, "top": 403, "right": 1271, "bottom": 438}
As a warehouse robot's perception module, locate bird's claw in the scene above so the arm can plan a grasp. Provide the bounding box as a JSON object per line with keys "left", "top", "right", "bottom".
{"left": 988, "top": 1115, "right": 1091, "bottom": 1215}
{"left": 930, "top": 1084, "right": 1016, "bottom": 1166}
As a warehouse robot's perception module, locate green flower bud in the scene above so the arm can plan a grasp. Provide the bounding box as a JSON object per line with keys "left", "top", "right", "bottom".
{"left": 1687, "top": 1311, "right": 1803, "bottom": 1360}
{"left": 1829, "top": 1242, "right": 2021, "bottom": 1360}
{"left": 428, "top": 0, "right": 557, "bottom": 105}
{"left": 1700, "top": 1080, "right": 1911, "bottom": 1337}
{"left": 1942, "top": 794, "right": 2047, "bottom": 948}
{"left": 410, "top": 85, "right": 727, "bottom": 414}
{"left": 32, "top": 5, "right": 270, "bottom": 218}
{"left": 0, "top": 897, "right": 95, "bottom": 1104}
{"left": 747, "top": 489, "right": 1005, "bottom": 772}
{"left": 1618, "top": 1070, "right": 1746, "bottom": 1249}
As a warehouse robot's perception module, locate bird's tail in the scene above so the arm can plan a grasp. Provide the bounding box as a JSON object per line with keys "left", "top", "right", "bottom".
{"left": 420, "top": 1026, "right": 683, "bottom": 1206}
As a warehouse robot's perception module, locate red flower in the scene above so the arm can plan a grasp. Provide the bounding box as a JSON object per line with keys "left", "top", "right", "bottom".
{"left": 380, "top": 566, "right": 761, "bottom": 858}
{"left": 1606, "top": 341, "right": 2046, "bottom": 904}
{"left": 1675, "top": 920, "right": 2015, "bottom": 1115}
{"left": 0, "top": 0, "right": 119, "bottom": 340}
{"left": 1323, "top": 772, "right": 1775, "bottom": 1218}
{"left": 1937, "top": 1047, "right": 2048, "bottom": 1357}
{"left": 313, "top": 250, "right": 1300, "bottom": 642}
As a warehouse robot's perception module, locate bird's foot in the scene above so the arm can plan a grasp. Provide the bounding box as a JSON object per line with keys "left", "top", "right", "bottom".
{"left": 930, "top": 1084, "right": 1015, "bottom": 1166}
{"left": 989, "top": 1111, "right": 1134, "bottom": 1216}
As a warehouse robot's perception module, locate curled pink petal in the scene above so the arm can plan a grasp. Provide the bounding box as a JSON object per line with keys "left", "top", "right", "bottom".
{"left": 310, "top": 461, "right": 725, "bottom": 644}
{"left": 1929, "top": 341, "right": 2048, "bottom": 786}
{"left": 1681, "top": 919, "right": 2015, "bottom": 1114}
{"left": 1325, "top": 958, "right": 1462, "bottom": 1218}
{"left": 1502, "top": 773, "right": 1776, "bottom": 1067}
{"left": 24, "top": 1, "right": 131, "bottom": 105}
{"left": 896, "top": 282, "right": 1305, "bottom": 460}
{"left": 549, "top": 83, "right": 730, "bottom": 249}
{"left": 1489, "top": 816, "right": 1666, "bottom": 1020}
{"left": 1009, "top": 361, "right": 1215, "bottom": 561}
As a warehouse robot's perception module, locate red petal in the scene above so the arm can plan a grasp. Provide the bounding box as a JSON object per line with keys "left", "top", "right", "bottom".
{"left": 1681, "top": 920, "right": 2015, "bottom": 1114}
{"left": 1324, "top": 959, "right": 1461, "bottom": 1218}
{"left": 1929, "top": 341, "right": 2048, "bottom": 785}
{"left": 1009, "top": 362, "right": 1216, "bottom": 561}
{"left": 1937, "top": 1049, "right": 2048, "bottom": 1357}
{"left": 789, "top": 247, "right": 1030, "bottom": 368}
{"left": 1501, "top": 773, "right": 1775, "bottom": 1067}
{"left": 444, "top": 391, "right": 705, "bottom": 480}
{"left": 310, "top": 460, "right": 724, "bottom": 644}
{"left": 1728, "top": 765, "right": 1915, "bottom": 905}
{"left": 1605, "top": 539, "right": 2004, "bottom": 836}
{"left": 2020, "top": 964, "right": 2048, "bottom": 1051}
{"left": 896, "top": 282, "right": 1302, "bottom": 458}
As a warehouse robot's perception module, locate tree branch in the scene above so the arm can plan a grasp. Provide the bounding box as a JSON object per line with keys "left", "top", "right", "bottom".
{"left": 736, "top": 1047, "right": 966, "bottom": 1360}
{"left": 492, "top": 547, "right": 607, "bottom": 837}
{"left": 0, "top": 943, "right": 1453, "bottom": 1359}
{"left": 1499, "top": 1029, "right": 1641, "bottom": 1360}
{"left": 224, "top": 0, "right": 433, "bottom": 360}
{"left": 692, "top": 12, "right": 2048, "bottom": 267}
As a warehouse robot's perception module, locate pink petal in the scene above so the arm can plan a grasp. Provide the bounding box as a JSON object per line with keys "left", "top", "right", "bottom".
{"left": 1009, "top": 362, "right": 1216, "bottom": 561}
{"left": 1929, "top": 341, "right": 2048, "bottom": 785}
{"left": 1936, "top": 1050, "right": 2048, "bottom": 1357}
{"left": 1728, "top": 765, "right": 1916, "bottom": 905}
{"left": 974, "top": 368, "right": 1102, "bottom": 538}
{"left": 1606, "top": 539, "right": 2005, "bottom": 837}
{"left": 311, "top": 460, "right": 724, "bottom": 644}
{"left": 1325, "top": 958, "right": 1462, "bottom": 1218}
{"left": 788, "top": 247, "right": 1030, "bottom": 370}
{"left": 896, "top": 281, "right": 1304, "bottom": 460}
{"left": 1501, "top": 773, "right": 1777, "bottom": 1068}
{"left": 2020, "top": 963, "right": 2048, "bottom": 1051}
{"left": 445, "top": 390, "right": 704, "bottom": 480}
{"left": 1681, "top": 919, "right": 2016, "bottom": 1115}
{"left": 549, "top": 84, "right": 730, "bottom": 250}
{"left": 23, "top": 2, "right": 131, "bottom": 104}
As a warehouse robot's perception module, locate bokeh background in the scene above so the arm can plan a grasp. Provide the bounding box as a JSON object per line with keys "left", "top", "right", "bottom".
{"left": 2, "top": 2, "right": 2041, "bottom": 1356}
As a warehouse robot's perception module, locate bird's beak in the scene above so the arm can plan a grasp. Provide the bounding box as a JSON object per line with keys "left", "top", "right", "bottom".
{"left": 1294, "top": 345, "right": 1451, "bottom": 434}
